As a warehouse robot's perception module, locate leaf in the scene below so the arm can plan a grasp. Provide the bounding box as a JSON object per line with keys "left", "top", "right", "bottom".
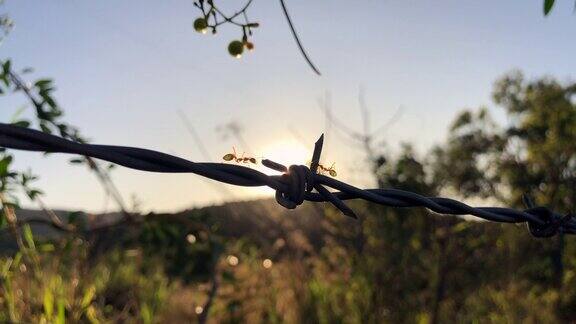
{"left": 56, "top": 298, "right": 66, "bottom": 324}
{"left": 22, "top": 224, "right": 35, "bottom": 250}
{"left": 43, "top": 95, "right": 58, "bottom": 109}
{"left": 141, "top": 303, "right": 153, "bottom": 324}
{"left": 39, "top": 243, "right": 55, "bottom": 252}
{"left": 86, "top": 305, "right": 98, "bottom": 324}
{"left": 0, "top": 258, "right": 12, "bottom": 277}
{"left": 2, "top": 60, "right": 11, "bottom": 75}
{"left": 43, "top": 288, "right": 54, "bottom": 320}
{"left": 12, "top": 252, "right": 22, "bottom": 268}
{"left": 544, "top": 0, "right": 555, "bottom": 15}
{"left": 40, "top": 123, "right": 53, "bottom": 134}
{"left": 0, "top": 61, "right": 10, "bottom": 87}
{"left": 81, "top": 285, "right": 96, "bottom": 309}
{"left": 12, "top": 120, "right": 30, "bottom": 128}
{"left": 26, "top": 189, "right": 43, "bottom": 200}
{"left": 69, "top": 158, "right": 84, "bottom": 164}
{"left": 34, "top": 79, "right": 52, "bottom": 88}
{"left": 0, "top": 155, "right": 13, "bottom": 176}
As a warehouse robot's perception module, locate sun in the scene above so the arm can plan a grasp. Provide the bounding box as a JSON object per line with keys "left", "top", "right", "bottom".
{"left": 233, "top": 139, "right": 312, "bottom": 198}
{"left": 258, "top": 140, "right": 311, "bottom": 174}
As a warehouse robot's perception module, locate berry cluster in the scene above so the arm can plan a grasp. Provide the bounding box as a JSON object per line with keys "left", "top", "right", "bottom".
{"left": 193, "top": 0, "right": 259, "bottom": 59}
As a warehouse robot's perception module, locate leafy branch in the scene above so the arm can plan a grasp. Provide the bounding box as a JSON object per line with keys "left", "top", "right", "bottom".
{"left": 0, "top": 59, "right": 132, "bottom": 232}
{"left": 543, "top": 0, "right": 576, "bottom": 15}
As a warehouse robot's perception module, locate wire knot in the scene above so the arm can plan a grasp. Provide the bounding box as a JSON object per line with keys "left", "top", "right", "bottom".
{"left": 525, "top": 207, "right": 573, "bottom": 238}
{"left": 273, "top": 165, "right": 314, "bottom": 209}
{"left": 261, "top": 134, "right": 357, "bottom": 219}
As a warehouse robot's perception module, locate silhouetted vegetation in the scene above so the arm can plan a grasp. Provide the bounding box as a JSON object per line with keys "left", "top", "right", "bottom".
{"left": 2, "top": 70, "right": 576, "bottom": 322}
{"left": 2, "top": 0, "right": 576, "bottom": 322}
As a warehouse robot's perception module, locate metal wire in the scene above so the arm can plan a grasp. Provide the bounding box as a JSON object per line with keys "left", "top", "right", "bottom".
{"left": 0, "top": 122, "right": 574, "bottom": 237}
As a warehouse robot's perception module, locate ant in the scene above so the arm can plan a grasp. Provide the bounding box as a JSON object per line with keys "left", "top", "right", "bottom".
{"left": 223, "top": 147, "right": 257, "bottom": 164}
{"left": 317, "top": 162, "right": 337, "bottom": 177}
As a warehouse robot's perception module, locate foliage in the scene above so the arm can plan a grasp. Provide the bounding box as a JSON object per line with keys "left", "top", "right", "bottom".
{"left": 1, "top": 0, "right": 576, "bottom": 320}
{"left": 0, "top": 233, "right": 171, "bottom": 323}
{"left": 136, "top": 211, "right": 222, "bottom": 282}
{"left": 0, "top": 3, "right": 127, "bottom": 243}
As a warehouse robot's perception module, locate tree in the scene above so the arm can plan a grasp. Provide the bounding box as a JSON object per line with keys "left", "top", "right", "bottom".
{"left": 434, "top": 70, "right": 576, "bottom": 319}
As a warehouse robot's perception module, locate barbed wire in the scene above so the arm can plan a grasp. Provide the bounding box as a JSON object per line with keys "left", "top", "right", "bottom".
{"left": 0, "top": 122, "right": 574, "bottom": 238}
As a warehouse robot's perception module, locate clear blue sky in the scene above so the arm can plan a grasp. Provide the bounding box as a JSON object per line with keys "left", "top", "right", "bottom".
{"left": 1, "top": 0, "right": 575, "bottom": 212}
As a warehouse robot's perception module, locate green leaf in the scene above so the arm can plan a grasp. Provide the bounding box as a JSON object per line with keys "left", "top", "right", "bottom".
{"left": 544, "top": 0, "right": 555, "bottom": 15}
{"left": 43, "top": 95, "right": 58, "bottom": 110}
{"left": 69, "top": 158, "right": 84, "bottom": 164}
{"left": 34, "top": 79, "right": 52, "bottom": 88}
{"left": 56, "top": 298, "right": 66, "bottom": 324}
{"left": 40, "top": 123, "right": 52, "bottom": 134}
{"left": 0, "top": 258, "right": 12, "bottom": 277}
{"left": 141, "top": 303, "right": 153, "bottom": 324}
{"left": 22, "top": 224, "right": 35, "bottom": 250}
{"left": 13, "top": 252, "right": 22, "bottom": 268}
{"left": 0, "top": 155, "right": 13, "bottom": 176}
{"left": 43, "top": 289, "right": 54, "bottom": 320}
{"left": 0, "top": 61, "right": 10, "bottom": 88}
{"left": 81, "top": 285, "right": 96, "bottom": 309}
{"left": 26, "top": 189, "right": 43, "bottom": 200}
{"left": 11, "top": 120, "right": 30, "bottom": 128}
{"left": 2, "top": 60, "right": 11, "bottom": 75}
{"left": 39, "top": 243, "right": 55, "bottom": 252}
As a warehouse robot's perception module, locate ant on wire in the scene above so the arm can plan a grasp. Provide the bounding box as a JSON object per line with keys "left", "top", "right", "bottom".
{"left": 317, "top": 162, "right": 338, "bottom": 177}
{"left": 223, "top": 147, "right": 257, "bottom": 164}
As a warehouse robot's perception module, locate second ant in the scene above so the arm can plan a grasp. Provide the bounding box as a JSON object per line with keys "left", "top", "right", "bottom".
{"left": 317, "top": 162, "right": 338, "bottom": 177}
{"left": 223, "top": 147, "right": 257, "bottom": 164}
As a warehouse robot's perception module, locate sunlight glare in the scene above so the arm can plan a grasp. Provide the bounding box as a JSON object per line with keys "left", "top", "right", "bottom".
{"left": 260, "top": 140, "right": 311, "bottom": 174}
{"left": 234, "top": 139, "right": 312, "bottom": 198}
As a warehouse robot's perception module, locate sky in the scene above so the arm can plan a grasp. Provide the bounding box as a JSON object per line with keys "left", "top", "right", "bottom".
{"left": 1, "top": 0, "right": 575, "bottom": 213}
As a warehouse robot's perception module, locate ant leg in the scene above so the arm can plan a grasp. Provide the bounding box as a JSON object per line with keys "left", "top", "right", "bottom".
{"left": 231, "top": 147, "right": 239, "bottom": 163}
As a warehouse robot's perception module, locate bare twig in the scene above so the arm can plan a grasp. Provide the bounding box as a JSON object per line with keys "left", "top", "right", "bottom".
{"left": 278, "top": 0, "right": 321, "bottom": 75}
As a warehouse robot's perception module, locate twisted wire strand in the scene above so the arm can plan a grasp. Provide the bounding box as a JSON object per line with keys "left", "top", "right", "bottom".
{"left": 0, "top": 122, "right": 574, "bottom": 237}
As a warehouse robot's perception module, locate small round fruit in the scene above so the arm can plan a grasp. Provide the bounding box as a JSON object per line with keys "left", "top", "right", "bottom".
{"left": 245, "top": 41, "right": 255, "bottom": 51}
{"left": 193, "top": 18, "right": 208, "bottom": 34}
{"left": 228, "top": 40, "right": 244, "bottom": 58}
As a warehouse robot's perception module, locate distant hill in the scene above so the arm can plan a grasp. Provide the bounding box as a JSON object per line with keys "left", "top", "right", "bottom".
{"left": 0, "top": 198, "right": 347, "bottom": 252}
{"left": 151, "top": 198, "right": 336, "bottom": 249}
